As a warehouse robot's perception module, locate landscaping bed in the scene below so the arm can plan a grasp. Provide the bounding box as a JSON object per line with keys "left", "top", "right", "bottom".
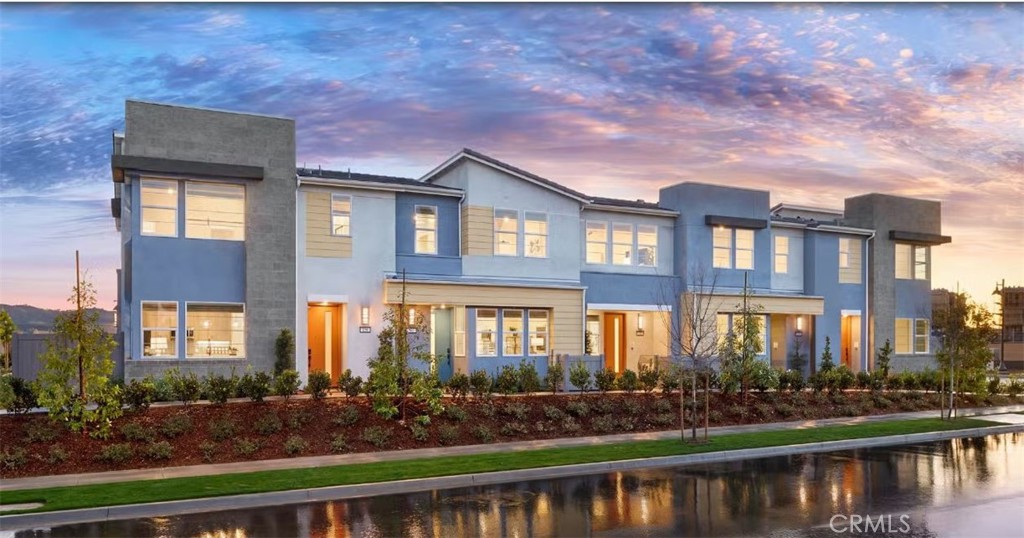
{"left": 2, "top": 390, "right": 1020, "bottom": 479}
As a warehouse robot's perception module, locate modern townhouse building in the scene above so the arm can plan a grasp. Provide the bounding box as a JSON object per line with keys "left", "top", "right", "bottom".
{"left": 111, "top": 100, "right": 950, "bottom": 384}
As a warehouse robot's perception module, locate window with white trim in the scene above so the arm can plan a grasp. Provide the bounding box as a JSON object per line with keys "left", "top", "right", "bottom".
{"left": 586, "top": 315, "right": 601, "bottom": 355}
{"left": 414, "top": 205, "right": 437, "bottom": 254}
{"left": 476, "top": 309, "right": 497, "bottom": 356}
{"left": 774, "top": 235, "right": 789, "bottom": 274}
{"left": 585, "top": 221, "right": 608, "bottom": 264}
{"left": 331, "top": 194, "right": 351, "bottom": 236}
{"left": 141, "top": 179, "right": 178, "bottom": 237}
{"left": 714, "top": 227, "right": 755, "bottom": 270}
{"left": 915, "top": 319, "right": 930, "bottom": 353}
{"left": 186, "top": 182, "right": 245, "bottom": 241}
{"left": 895, "top": 317, "right": 929, "bottom": 354}
{"left": 454, "top": 307, "right": 466, "bottom": 357}
{"left": 528, "top": 310, "right": 549, "bottom": 355}
{"left": 839, "top": 237, "right": 852, "bottom": 269}
{"left": 494, "top": 209, "right": 518, "bottom": 256}
{"left": 142, "top": 302, "right": 177, "bottom": 357}
{"left": 524, "top": 212, "right": 547, "bottom": 258}
{"left": 713, "top": 227, "right": 732, "bottom": 268}
{"left": 612, "top": 223, "right": 633, "bottom": 265}
{"left": 186, "top": 303, "right": 245, "bottom": 358}
{"left": 637, "top": 225, "right": 657, "bottom": 266}
{"left": 735, "top": 229, "right": 754, "bottom": 270}
{"left": 895, "top": 243, "right": 928, "bottom": 280}
{"left": 914, "top": 246, "right": 928, "bottom": 280}
{"left": 503, "top": 309, "right": 524, "bottom": 355}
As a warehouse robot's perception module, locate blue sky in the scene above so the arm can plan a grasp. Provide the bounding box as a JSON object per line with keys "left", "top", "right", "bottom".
{"left": 1, "top": 3, "right": 1022, "bottom": 309}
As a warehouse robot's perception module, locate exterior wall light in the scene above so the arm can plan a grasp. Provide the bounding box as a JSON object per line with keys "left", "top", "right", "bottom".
{"left": 360, "top": 306, "right": 370, "bottom": 326}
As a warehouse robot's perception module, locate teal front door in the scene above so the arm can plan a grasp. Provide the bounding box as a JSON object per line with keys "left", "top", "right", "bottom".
{"left": 433, "top": 308, "right": 454, "bottom": 381}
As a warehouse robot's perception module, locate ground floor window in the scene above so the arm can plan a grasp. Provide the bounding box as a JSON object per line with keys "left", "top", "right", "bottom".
{"left": 186, "top": 303, "right": 245, "bottom": 358}
{"left": 586, "top": 315, "right": 601, "bottom": 355}
{"left": 529, "top": 310, "right": 549, "bottom": 355}
{"left": 896, "top": 318, "right": 929, "bottom": 354}
{"left": 142, "top": 301, "right": 177, "bottom": 357}
{"left": 503, "top": 310, "right": 524, "bottom": 355}
{"left": 476, "top": 309, "right": 497, "bottom": 356}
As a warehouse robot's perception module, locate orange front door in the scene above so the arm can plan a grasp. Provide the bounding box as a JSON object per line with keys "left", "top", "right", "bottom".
{"left": 603, "top": 313, "right": 626, "bottom": 372}
{"left": 308, "top": 305, "right": 342, "bottom": 382}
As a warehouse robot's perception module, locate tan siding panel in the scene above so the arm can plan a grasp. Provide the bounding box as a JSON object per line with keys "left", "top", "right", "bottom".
{"left": 305, "top": 191, "right": 350, "bottom": 258}
{"left": 463, "top": 205, "right": 493, "bottom": 256}
{"left": 839, "top": 240, "right": 863, "bottom": 284}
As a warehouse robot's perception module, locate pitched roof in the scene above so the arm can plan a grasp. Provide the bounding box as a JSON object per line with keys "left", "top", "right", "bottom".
{"left": 422, "top": 148, "right": 590, "bottom": 202}
{"left": 297, "top": 167, "right": 461, "bottom": 191}
{"left": 588, "top": 196, "right": 667, "bottom": 211}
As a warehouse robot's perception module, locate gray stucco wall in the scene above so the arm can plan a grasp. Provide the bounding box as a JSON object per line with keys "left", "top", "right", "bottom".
{"left": 122, "top": 100, "right": 296, "bottom": 380}
{"left": 803, "top": 230, "right": 867, "bottom": 370}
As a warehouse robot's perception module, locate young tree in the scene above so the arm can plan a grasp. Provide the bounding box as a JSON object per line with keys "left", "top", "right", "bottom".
{"left": 0, "top": 309, "right": 16, "bottom": 372}
{"left": 274, "top": 329, "right": 295, "bottom": 375}
{"left": 674, "top": 263, "right": 721, "bottom": 442}
{"left": 721, "top": 274, "right": 764, "bottom": 404}
{"left": 933, "top": 291, "right": 995, "bottom": 419}
{"left": 36, "top": 253, "right": 121, "bottom": 438}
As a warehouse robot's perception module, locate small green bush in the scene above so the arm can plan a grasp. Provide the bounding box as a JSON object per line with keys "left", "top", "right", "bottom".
{"left": 97, "top": 443, "right": 133, "bottom": 464}
{"left": 594, "top": 398, "right": 616, "bottom": 414}
{"left": 2, "top": 447, "right": 28, "bottom": 469}
{"left": 494, "top": 365, "right": 519, "bottom": 396}
{"left": 708, "top": 410, "right": 724, "bottom": 424}
{"left": 594, "top": 369, "right": 616, "bottom": 393}
{"left": 46, "top": 444, "right": 69, "bottom": 465}
{"left": 1007, "top": 375, "right": 1024, "bottom": 397}
{"left": 274, "top": 329, "right": 295, "bottom": 375}
{"left": 273, "top": 370, "right": 301, "bottom": 399}
{"left": 238, "top": 371, "right": 273, "bottom": 402}
{"left": 545, "top": 361, "right": 564, "bottom": 393}
{"left": 24, "top": 420, "right": 60, "bottom": 443}
{"left": 305, "top": 370, "right": 332, "bottom": 400}
{"left": 438, "top": 424, "right": 460, "bottom": 445}
{"left": 621, "top": 398, "right": 643, "bottom": 415}
{"left": 339, "top": 369, "right": 363, "bottom": 398}
{"left": 660, "top": 368, "right": 681, "bottom": 394}
{"left": 561, "top": 416, "right": 581, "bottom": 433}
{"left": 361, "top": 426, "right": 393, "bottom": 448}
{"left": 445, "top": 405, "right": 468, "bottom": 422}
{"left": 469, "top": 370, "right": 492, "bottom": 398}
{"left": 751, "top": 362, "right": 780, "bottom": 393}
{"left": 446, "top": 373, "right": 470, "bottom": 399}
{"left": 652, "top": 412, "right": 675, "bottom": 426}
{"left": 6, "top": 377, "right": 37, "bottom": 414}
{"left": 167, "top": 369, "right": 202, "bottom": 406}
{"left": 200, "top": 441, "right": 218, "bottom": 462}
{"left": 120, "top": 422, "right": 156, "bottom": 442}
{"left": 543, "top": 405, "right": 565, "bottom": 421}
{"left": 209, "top": 417, "right": 239, "bottom": 442}
{"left": 855, "top": 371, "right": 872, "bottom": 390}
{"left": 988, "top": 377, "right": 1002, "bottom": 395}
{"left": 832, "top": 366, "right": 856, "bottom": 393}
{"left": 410, "top": 424, "right": 429, "bottom": 442}
{"left": 500, "top": 421, "right": 529, "bottom": 436}
{"left": 618, "top": 416, "right": 638, "bottom": 431}
{"left": 568, "top": 361, "right": 592, "bottom": 392}
{"left": 287, "top": 409, "right": 312, "bottom": 429}
{"left": 253, "top": 412, "right": 283, "bottom": 435}
{"left": 145, "top": 440, "right": 173, "bottom": 460}
{"left": 479, "top": 402, "right": 497, "bottom": 418}
{"left": 471, "top": 424, "right": 494, "bottom": 443}
{"left": 518, "top": 360, "right": 541, "bottom": 395}
{"left": 618, "top": 370, "right": 639, "bottom": 393}
{"left": 160, "top": 413, "right": 193, "bottom": 438}
{"left": 123, "top": 377, "right": 156, "bottom": 412}
{"left": 754, "top": 403, "right": 775, "bottom": 418}
{"left": 591, "top": 415, "right": 616, "bottom": 433}
{"left": 652, "top": 398, "right": 673, "bottom": 413}
{"left": 234, "top": 437, "right": 261, "bottom": 456}
{"left": 205, "top": 373, "right": 237, "bottom": 405}
{"left": 284, "top": 435, "right": 308, "bottom": 456}
{"left": 775, "top": 403, "right": 798, "bottom": 417}
{"left": 566, "top": 399, "right": 590, "bottom": 418}
{"left": 332, "top": 404, "right": 361, "bottom": 427}
{"left": 329, "top": 433, "right": 351, "bottom": 453}
{"left": 500, "top": 401, "right": 530, "bottom": 420}
{"left": 638, "top": 367, "right": 660, "bottom": 393}
{"left": 414, "top": 414, "right": 431, "bottom": 427}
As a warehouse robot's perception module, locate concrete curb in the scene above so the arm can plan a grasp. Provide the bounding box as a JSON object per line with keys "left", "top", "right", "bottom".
{"left": 2, "top": 423, "right": 1021, "bottom": 531}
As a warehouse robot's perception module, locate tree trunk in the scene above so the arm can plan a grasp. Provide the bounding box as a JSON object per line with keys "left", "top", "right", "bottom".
{"left": 691, "top": 369, "right": 697, "bottom": 441}
{"left": 679, "top": 367, "right": 685, "bottom": 442}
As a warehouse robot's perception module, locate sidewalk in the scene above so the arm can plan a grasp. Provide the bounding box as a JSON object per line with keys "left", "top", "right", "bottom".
{"left": 3, "top": 404, "right": 1022, "bottom": 492}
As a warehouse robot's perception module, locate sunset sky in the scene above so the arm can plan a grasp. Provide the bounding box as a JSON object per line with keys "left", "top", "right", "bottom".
{"left": 1, "top": 3, "right": 1021, "bottom": 311}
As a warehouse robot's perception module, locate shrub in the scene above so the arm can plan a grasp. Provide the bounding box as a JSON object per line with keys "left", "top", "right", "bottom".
{"left": 918, "top": 369, "right": 940, "bottom": 393}
{"left": 595, "top": 369, "right": 616, "bottom": 393}
{"left": 594, "top": 398, "right": 616, "bottom": 415}
{"left": 209, "top": 417, "right": 239, "bottom": 442}
{"left": 333, "top": 404, "right": 361, "bottom": 427}
{"left": 1008, "top": 375, "right": 1024, "bottom": 397}
{"left": 569, "top": 361, "right": 592, "bottom": 392}
{"left": 833, "top": 366, "right": 856, "bottom": 393}
{"left": 123, "top": 377, "right": 156, "bottom": 412}
{"left": 775, "top": 403, "right": 797, "bottom": 417}
{"left": 200, "top": 441, "right": 218, "bottom": 462}
{"left": 543, "top": 405, "right": 565, "bottom": 421}
{"left": 652, "top": 413, "right": 675, "bottom": 426}
{"left": 160, "top": 413, "right": 193, "bottom": 438}
{"left": 618, "top": 370, "right": 639, "bottom": 393}
{"left": 500, "top": 421, "right": 529, "bottom": 436}
{"left": 471, "top": 424, "right": 494, "bottom": 443}
{"left": 145, "top": 440, "right": 173, "bottom": 460}
{"left": 751, "top": 362, "right": 780, "bottom": 393}
{"left": 856, "top": 371, "right": 873, "bottom": 390}
{"left": 518, "top": 360, "right": 541, "bottom": 395}
{"left": 287, "top": 409, "right": 312, "bottom": 429}
{"left": 273, "top": 369, "right": 301, "bottom": 399}
{"left": 152, "top": 376, "right": 175, "bottom": 402}
{"left": 618, "top": 416, "right": 638, "bottom": 431}
{"left": 6, "top": 376, "right": 37, "bottom": 414}
{"left": 621, "top": 398, "right": 643, "bottom": 416}
{"left": 545, "top": 361, "right": 564, "bottom": 393}
{"left": 754, "top": 403, "right": 774, "bottom": 418}
{"left": 339, "top": 369, "right": 363, "bottom": 398}
{"left": 500, "top": 401, "right": 530, "bottom": 420}
{"left": 24, "top": 420, "right": 60, "bottom": 443}
{"left": 592, "top": 415, "right": 617, "bottom": 433}
{"left": 479, "top": 402, "right": 497, "bottom": 418}
{"left": 410, "top": 424, "right": 429, "bottom": 442}
{"left": 438, "top": 424, "right": 460, "bottom": 445}
{"left": 660, "top": 367, "right": 681, "bottom": 394}
{"left": 238, "top": 371, "right": 273, "bottom": 402}
{"left": 46, "top": 444, "right": 69, "bottom": 465}
{"left": 167, "top": 369, "right": 202, "bottom": 406}
{"left": 988, "top": 377, "right": 1002, "bottom": 396}
{"left": 494, "top": 365, "right": 520, "bottom": 396}
{"left": 785, "top": 370, "right": 806, "bottom": 392}
{"left": 121, "top": 422, "right": 156, "bottom": 442}
{"left": 2, "top": 448, "right": 28, "bottom": 469}
{"left": 330, "top": 433, "right": 351, "bottom": 453}
{"left": 234, "top": 437, "right": 261, "bottom": 456}
{"left": 561, "top": 416, "right": 581, "bottom": 433}
{"left": 887, "top": 373, "right": 904, "bottom": 391}
{"left": 708, "top": 410, "right": 724, "bottom": 424}
{"left": 97, "top": 443, "right": 133, "bottom": 464}
{"left": 639, "top": 367, "right": 660, "bottom": 393}
{"left": 254, "top": 412, "right": 283, "bottom": 435}
{"left": 415, "top": 413, "right": 431, "bottom": 426}
{"left": 871, "top": 394, "right": 893, "bottom": 409}
{"left": 305, "top": 370, "right": 332, "bottom": 400}
{"left": 274, "top": 329, "right": 295, "bottom": 375}
{"left": 566, "top": 399, "right": 590, "bottom": 418}
{"left": 809, "top": 371, "right": 828, "bottom": 393}
{"left": 446, "top": 373, "right": 470, "bottom": 399}
{"left": 284, "top": 435, "right": 308, "bottom": 456}
{"left": 205, "top": 373, "right": 237, "bottom": 405}
{"left": 361, "top": 426, "right": 393, "bottom": 448}
{"left": 469, "top": 370, "right": 492, "bottom": 398}
{"left": 445, "top": 405, "right": 468, "bottom": 422}
{"left": 652, "top": 398, "right": 673, "bottom": 413}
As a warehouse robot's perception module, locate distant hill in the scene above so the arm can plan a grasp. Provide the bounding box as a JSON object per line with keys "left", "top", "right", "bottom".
{"left": 1, "top": 304, "right": 116, "bottom": 333}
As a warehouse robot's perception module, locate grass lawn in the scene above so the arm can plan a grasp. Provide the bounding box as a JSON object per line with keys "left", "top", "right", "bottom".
{"left": 0, "top": 417, "right": 997, "bottom": 515}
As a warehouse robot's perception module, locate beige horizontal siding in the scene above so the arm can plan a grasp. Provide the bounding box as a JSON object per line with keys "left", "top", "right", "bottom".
{"left": 306, "top": 191, "right": 351, "bottom": 258}
{"left": 463, "top": 205, "right": 493, "bottom": 256}
{"left": 688, "top": 293, "right": 825, "bottom": 316}
{"left": 839, "top": 238, "right": 862, "bottom": 284}
{"left": 385, "top": 281, "right": 584, "bottom": 354}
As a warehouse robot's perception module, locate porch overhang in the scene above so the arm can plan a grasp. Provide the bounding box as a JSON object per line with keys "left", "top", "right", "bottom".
{"left": 587, "top": 303, "right": 670, "bottom": 312}
{"left": 888, "top": 230, "right": 952, "bottom": 246}
{"left": 686, "top": 293, "right": 825, "bottom": 316}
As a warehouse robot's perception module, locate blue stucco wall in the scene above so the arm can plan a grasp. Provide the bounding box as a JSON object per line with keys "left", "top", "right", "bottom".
{"left": 581, "top": 272, "right": 680, "bottom": 305}
{"left": 395, "top": 192, "right": 462, "bottom": 277}
{"left": 465, "top": 307, "right": 550, "bottom": 380}
{"left": 804, "top": 231, "right": 867, "bottom": 369}
{"left": 895, "top": 279, "right": 931, "bottom": 318}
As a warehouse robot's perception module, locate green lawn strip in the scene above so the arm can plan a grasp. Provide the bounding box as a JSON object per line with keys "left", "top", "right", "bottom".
{"left": 0, "top": 417, "right": 996, "bottom": 515}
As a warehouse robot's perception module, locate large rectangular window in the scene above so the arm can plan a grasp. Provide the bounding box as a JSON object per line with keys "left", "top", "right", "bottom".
{"left": 612, "top": 223, "right": 633, "bottom": 265}
{"left": 186, "top": 303, "right": 245, "bottom": 358}
{"left": 914, "top": 246, "right": 928, "bottom": 280}
{"left": 414, "top": 205, "right": 437, "bottom": 254}
{"left": 585, "top": 221, "right": 608, "bottom": 264}
{"left": 524, "top": 212, "right": 548, "bottom": 258}
{"left": 503, "top": 309, "right": 524, "bottom": 355}
{"left": 894, "top": 318, "right": 912, "bottom": 354}
{"left": 839, "top": 237, "right": 852, "bottom": 269}
{"left": 774, "top": 235, "right": 789, "bottom": 274}
{"left": 476, "top": 309, "right": 497, "bottom": 356}
{"left": 715, "top": 227, "right": 754, "bottom": 270}
{"left": 716, "top": 313, "right": 730, "bottom": 348}
{"left": 895, "top": 243, "right": 928, "bottom": 280}
{"left": 528, "top": 310, "right": 549, "bottom": 356}
{"left": 915, "top": 319, "right": 930, "bottom": 354}
{"left": 186, "top": 182, "right": 245, "bottom": 241}
{"left": 142, "top": 302, "right": 177, "bottom": 357}
{"left": 713, "top": 227, "right": 732, "bottom": 268}
{"left": 494, "top": 209, "right": 518, "bottom": 256}
{"left": 734, "top": 229, "right": 754, "bottom": 270}
{"left": 141, "top": 179, "right": 178, "bottom": 237}
{"left": 586, "top": 314, "right": 602, "bottom": 355}
{"left": 331, "top": 194, "right": 351, "bottom": 236}
{"left": 637, "top": 225, "right": 657, "bottom": 266}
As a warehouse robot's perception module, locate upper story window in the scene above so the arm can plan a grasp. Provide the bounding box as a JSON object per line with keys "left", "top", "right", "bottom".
{"left": 585, "top": 221, "right": 608, "bottom": 264}
{"left": 142, "top": 301, "right": 177, "bottom": 357}
{"left": 331, "top": 194, "right": 351, "bottom": 236}
{"left": 186, "top": 182, "right": 245, "bottom": 241}
{"left": 612, "top": 223, "right": 633, "bottom": 265}
{"left": 525, "top": 212, "right": 548, "bottom": 258}
{"left": 895, "top": 243, "right": 928, "bottom": 280}
{"left": 713, "top": 227, "right": 754, "bottom": 270}
{"left": 476, "top": 309, "right": 497, "bottom": 356}
{"left": 414, "top": 205, "right": 437, "bottom": 254}
{"left": 637, "top": 225, "right": 657, "bottom": 266}
{"left": 839, "top": 238, "right": 852, "bottom": 269}
{"left": 141, "top": 179, "right": 178, "bottom": 237}
{"left": 895, "top": 318, "right": 930, "bottom": 354}
{"left": 494, "top": 209, "right": 518, "bottom": 256}
{"left": 774, "top": 235, "right": 789, "bottom": 274}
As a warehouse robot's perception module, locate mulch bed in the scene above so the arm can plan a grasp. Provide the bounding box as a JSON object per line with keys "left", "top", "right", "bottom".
{"left": 0, "top": 390, "right": 1013, "bottom": 479}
